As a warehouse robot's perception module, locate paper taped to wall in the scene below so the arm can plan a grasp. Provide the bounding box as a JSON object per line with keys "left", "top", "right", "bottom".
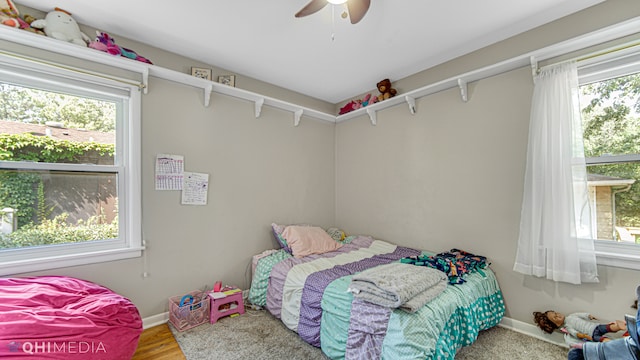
{"left": 155, "top": 154, "right": 184, "bottom": 190}
{"left": 182, "top": 172, "right": 209, "bottom": 205}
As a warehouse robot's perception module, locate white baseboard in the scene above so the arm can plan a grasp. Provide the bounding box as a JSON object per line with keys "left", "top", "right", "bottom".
{"left": 499, "top": 316, "right": 568, "bottom": 348}
{"left": 142, "top": 312, "right": 169, "bottom": 329}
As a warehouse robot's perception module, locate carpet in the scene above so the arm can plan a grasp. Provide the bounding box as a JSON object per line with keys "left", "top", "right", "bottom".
{"left": 171, "top": 308, "right": 568, "bottom": 360}
{"left": 170, "top": 308, "right": 328, "bottom": 360}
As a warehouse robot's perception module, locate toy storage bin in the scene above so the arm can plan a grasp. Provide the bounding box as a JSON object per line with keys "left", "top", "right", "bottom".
{"left": 168, "top": 290, "right": 210, "bottom": 331}
{"left": 209, "top": 290, "right": 245, "bottom": 323}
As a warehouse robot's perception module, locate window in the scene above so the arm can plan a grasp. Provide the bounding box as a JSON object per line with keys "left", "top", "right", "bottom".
{"left": 578, "top": 46, "right": 640, "bottom": 269}
{"left": 0, "top": 54, "right": 142, "bottom": 275}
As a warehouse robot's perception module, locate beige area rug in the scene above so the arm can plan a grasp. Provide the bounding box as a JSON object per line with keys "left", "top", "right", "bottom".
{"left": 170, "top": 308, "right": 329, "bottom": 360}
{"left": 170, "top": 308, "right": 568, "bottom": 360}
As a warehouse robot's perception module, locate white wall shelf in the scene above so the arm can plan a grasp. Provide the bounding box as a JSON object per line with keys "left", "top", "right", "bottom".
{"left": 0, "top": 25, "right": 335, "bottom": 125}
{"left": 1, "top": 16, "right": 639, "bottom": 126}
{"left": 335, "top": 16, "right": 640, "bottom": 124}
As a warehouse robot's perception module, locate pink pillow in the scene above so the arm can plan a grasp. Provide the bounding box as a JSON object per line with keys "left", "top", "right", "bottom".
{"left": 281, "top": 225, "right": 343, "bottom": 258}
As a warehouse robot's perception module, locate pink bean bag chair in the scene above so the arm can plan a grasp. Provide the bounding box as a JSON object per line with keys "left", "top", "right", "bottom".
{"left": 0, "top": 276, "right": 142, "bottom": 359}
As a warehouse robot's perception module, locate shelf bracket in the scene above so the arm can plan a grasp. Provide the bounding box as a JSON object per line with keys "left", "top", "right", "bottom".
{"left": 255, "top": 97, "right": 265, "bottom": 118}
{"left": 405, "top": 95, "right": 416, "bottom": 114}
{"left": 141, "top": 68, "right": 149, "bottom": 94}
{"left": 366, "top": 108, "right": 377, "bottom": 126}
{"left": 294, "top": 109, "right": 303, "bottom": 127}
{"left": 530, "top": 56, "right": 538, "bottom": 79}
{"left": 203, "top": 84, "right": 213, "bottom": 107}
{"left": 457, "top": 78, "right": 468, "bottom": 102}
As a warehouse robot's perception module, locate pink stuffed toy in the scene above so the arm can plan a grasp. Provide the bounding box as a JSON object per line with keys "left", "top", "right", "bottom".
{"left": 338, "top": 93, "right": 379, "bottom": 115}
{"left": 361, "top": 93, "right": 379, "bottom": 107}
{"left": 88, "top": 31, "right": 121, "bottom": 55}
{"left": 88, "top": 31, "right": 152, "bottom": 64}
{"left": 339, "top": 100, "right": 358, "bottom": 115}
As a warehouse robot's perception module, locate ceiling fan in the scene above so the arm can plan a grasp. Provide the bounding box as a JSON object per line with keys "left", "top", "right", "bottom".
{"left": 295, "top": 0, "right": 371, "bottom": 24}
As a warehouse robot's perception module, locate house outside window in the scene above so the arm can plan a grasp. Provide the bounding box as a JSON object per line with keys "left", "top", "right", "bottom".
{"left": 0, "top": 55, "right": 142, "bottom": 275}
{"left": 578, "top": 46, "right": 640, "bottom": 269}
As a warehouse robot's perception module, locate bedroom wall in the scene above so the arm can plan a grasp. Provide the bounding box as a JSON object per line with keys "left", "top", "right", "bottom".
{"left": 335, "top": 0, "right": 640, "bottom": 330}
{"left": 4, "top": 6, "right": 336, "bottom": 319}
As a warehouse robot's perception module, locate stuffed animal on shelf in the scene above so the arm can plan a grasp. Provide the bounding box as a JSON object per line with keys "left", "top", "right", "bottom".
{"left": 0, "top": 0, "right": 30, "bottom": 30}
{"left": 376, "top": 78, "right": 397, "bottom": 101}
{"left": 361, "top": 93, "right": 378, "bottom": 107}
{"left": 338, "top": 100, "right": 358, "bottom": 115}
{"left": 88, "top": 31, "right": 152, "bottom": 64}
{"left": 30, "top": 8, "right": 90, "bottom": 46}
{"left": 21, "top": 14, "right": 45, "bottom": 35}
{"left": 338, "top": 93, "right": 378, "bottom": 115}
{"left": 89, "top": 31, "right": 122, "bottom": 55}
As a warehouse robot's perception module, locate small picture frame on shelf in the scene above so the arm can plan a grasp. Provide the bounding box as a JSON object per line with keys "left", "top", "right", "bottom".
{"left": 218, "top": 75, "right": 235, "bottom": 87}
{"left": 191, "top": 67, "right": 212, "bottom": 81}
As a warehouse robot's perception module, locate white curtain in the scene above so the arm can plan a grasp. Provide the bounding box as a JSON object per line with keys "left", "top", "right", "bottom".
{"left": 514, "top": 61, "right": 599, "bottom": 284}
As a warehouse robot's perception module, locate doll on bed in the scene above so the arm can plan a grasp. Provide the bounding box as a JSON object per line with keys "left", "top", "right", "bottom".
{"left": 533, "top": 310, "right": 627, "bottom": 342}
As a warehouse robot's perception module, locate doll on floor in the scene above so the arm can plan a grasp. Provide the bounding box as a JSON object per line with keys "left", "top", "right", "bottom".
{"left": 533, "top": 311, "right": 627, "bottom": 343}
{"left": 567, "top": 288, "right": 639, "bottom": 360}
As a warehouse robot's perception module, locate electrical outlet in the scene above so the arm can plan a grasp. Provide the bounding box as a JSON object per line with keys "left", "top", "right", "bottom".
{"left": 242, "top": 289, "right": 248, "bottom": 300}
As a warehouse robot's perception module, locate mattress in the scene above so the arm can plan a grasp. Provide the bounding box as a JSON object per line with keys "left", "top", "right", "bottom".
{"left": 249, "top": 235, "right": 505, "bottom": 359}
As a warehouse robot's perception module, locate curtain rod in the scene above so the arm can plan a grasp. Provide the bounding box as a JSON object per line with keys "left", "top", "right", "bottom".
{"left": 577, "top": 40, "right": 640, "bottom": 62}
{"left": 0, "top": 49, "right": 145, "bottom": 90}
{"left": 537, "top": 40, "right": 640, "bottom": 73}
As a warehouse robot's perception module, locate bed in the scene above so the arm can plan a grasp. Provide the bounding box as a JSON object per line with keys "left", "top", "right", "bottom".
{"left": 249, "top": 225, "right": 505, "bottom": 359}
{"left": 0, "top": 276, "right": 142, "bottom": 359}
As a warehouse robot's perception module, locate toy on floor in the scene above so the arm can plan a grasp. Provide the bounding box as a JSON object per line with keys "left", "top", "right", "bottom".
{"left": 533, "top": 310, "right": 627, "bottom": 344}
{"left": 30, "top": 8, "right": 90, "bottom": 46}
{"left": 567, "top": 286, "right": 639, "bottom": 360}
{"left": 88, "top": 31, "right": 152, "bottom": 64}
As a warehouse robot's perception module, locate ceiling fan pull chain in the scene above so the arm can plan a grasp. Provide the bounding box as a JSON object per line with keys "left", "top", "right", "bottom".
{"left": 331, "top": 5, "right": 336, "bottom": 41}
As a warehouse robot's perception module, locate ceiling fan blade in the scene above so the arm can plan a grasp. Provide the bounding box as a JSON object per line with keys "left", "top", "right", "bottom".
{"left": 295, "top": 0, "right": 329, "bottom": 18}
{"left": 346, "top": 0, "right": 370, "bottom": 24}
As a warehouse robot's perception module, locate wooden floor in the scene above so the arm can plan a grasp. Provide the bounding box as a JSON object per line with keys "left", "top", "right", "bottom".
{"left": 132, "top": 324, "right": 185, "bottom": 360}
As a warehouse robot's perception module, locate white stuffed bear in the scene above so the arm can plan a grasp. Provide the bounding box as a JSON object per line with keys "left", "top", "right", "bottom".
{"left": 31, "top": 8, "right": 89, "bottom": 46}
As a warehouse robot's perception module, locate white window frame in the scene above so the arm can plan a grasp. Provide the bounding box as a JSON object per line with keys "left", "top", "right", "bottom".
{"left": 0, "top": 54, "right": 142, "bottom": 275}
{"left": 578, "top": 46, "right": 640, "bottom": 270}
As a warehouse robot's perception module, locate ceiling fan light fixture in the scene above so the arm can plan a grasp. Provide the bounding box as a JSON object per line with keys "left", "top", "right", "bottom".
{"left": 295, "top": 0, "right": 369, "bottom": 24}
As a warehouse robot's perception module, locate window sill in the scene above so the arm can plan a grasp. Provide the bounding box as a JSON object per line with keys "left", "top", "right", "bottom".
{"left": 594, "top": 241, "right": 640, "bottom": 270}
{"left": 0, "top": 246, "right": 144, "bottom": 276}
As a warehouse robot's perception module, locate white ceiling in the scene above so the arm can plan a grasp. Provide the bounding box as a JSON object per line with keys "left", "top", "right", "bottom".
{"left": 16, "top": 0, "right": 603, "bottom": 104}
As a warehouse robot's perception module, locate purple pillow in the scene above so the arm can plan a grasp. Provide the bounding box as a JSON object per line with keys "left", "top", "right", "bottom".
{"left": 271, "top": 223, "right": 292, "bottom": 253}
